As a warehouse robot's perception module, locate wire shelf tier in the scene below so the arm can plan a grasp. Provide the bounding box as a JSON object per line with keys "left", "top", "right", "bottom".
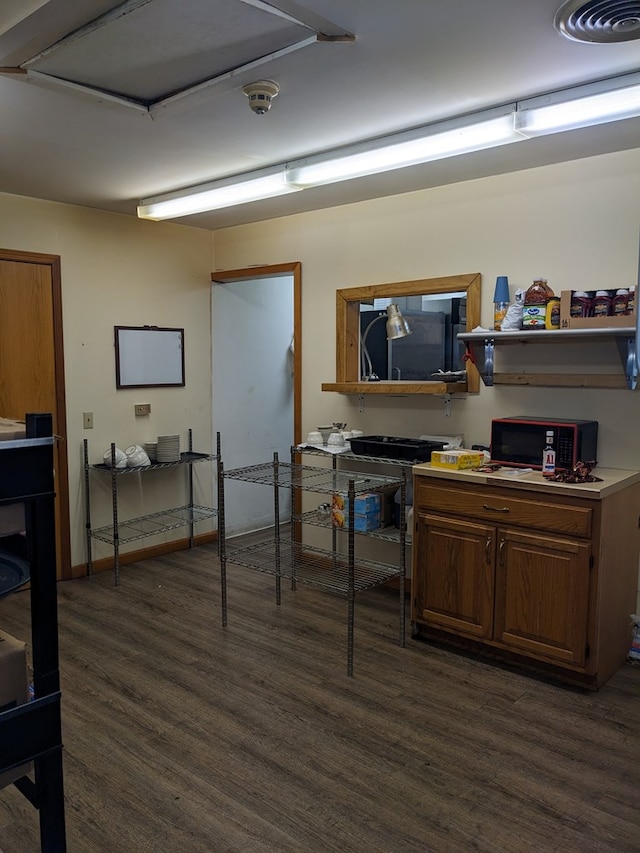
{"left": 225, "top": 536, "right": 402, "bottom": 593}
{"left": 295, "top": 445, "right": 416, "bottom": 467}
{"left": 91, "top": 504, "right": 217, "bottom": 544}
{"left": 90, "top": 451, "right": 215, "bottom": 473}
{"left": 223, "top": 460, "right": 404, "bottom": 494}
{"left": 295, "top": 508, "right": 409, "bottom": 543}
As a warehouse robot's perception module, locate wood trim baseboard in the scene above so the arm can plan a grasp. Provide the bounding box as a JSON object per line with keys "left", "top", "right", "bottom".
{"left": 70, "top": 531, "right": 218, "bottom": 578}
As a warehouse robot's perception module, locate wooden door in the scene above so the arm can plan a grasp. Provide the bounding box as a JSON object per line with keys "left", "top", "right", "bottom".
{"left": 413, "top": 513, "right": 495, "bottom": 639}
{"left": 494, "top": 528, "right": 590, "bottom": 667}
{"left": 0, "top": 250, "right": 70, "bottom": 579}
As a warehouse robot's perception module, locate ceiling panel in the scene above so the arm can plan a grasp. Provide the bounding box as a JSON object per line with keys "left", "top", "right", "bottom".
{"left": 0, "top": 0, "right": 638, "bottom": 229}
{"left": 26, "top": 0, "right": 316, "bottom": 102}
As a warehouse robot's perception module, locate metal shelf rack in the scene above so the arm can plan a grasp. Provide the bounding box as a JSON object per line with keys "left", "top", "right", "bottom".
{"left": 84, "top": 431, "right": 220, "bottom": 585}
{"left": 0, "top": 413, "right": 66, "bottom": 850}
{"left": 218, "top": 451, "right": 407, "bottom": 676}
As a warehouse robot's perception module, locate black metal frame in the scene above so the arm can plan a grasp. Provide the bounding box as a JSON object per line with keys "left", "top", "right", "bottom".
{"left": 0, "top": 413, "right": 66, "bottom": 851}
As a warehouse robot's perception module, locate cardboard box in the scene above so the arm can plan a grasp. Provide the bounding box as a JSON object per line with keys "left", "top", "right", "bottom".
{"left": 559, "top": 290, "right": 635, "bottom": 330}
{"left": 431, "top": 450, "right": 484, "bottom": 470}
{"left": 332, "top": 492, "right": 380, "bottom": 515}
{"left": 331, "top": 492, "right": 381, "bottom": 530}
{"left": 380, "top": 486, "right": 398, "bottom": 527}
{"left": 0, "top": 418, "right": 25, "bottom": 441}
{"left": 0, "top": 630, "right": 32, "bottom": 788}
{"left": 332, "top": 508, "right": 381, "bottom": 531}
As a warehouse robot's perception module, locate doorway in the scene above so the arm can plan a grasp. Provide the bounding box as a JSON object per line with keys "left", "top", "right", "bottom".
{"left": 212, "top": 263, "right": 301, "bottom": 536}
{"left": 0, "top": 248, "right": 71, "bottom": 579}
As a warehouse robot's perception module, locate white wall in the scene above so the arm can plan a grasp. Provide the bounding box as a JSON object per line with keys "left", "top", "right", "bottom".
{"left": 0, "top": 192, "right": 214, "bottom": 569}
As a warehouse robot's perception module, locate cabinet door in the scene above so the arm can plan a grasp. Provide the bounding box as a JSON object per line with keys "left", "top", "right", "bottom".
{"left": 494, "top": 528, "right": 590, "bottom": 667}
{"left": 413, "top": 513, "right": 494, "bottom": 639}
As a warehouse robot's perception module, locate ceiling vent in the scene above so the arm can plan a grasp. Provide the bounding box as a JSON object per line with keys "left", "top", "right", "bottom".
{"left": 555, "top": 0, "right": 640, "bottom": 42}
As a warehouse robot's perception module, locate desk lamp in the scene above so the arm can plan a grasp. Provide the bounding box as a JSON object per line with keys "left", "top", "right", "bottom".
{"left": 361, "top": 304, "right": 412, "bottom": 381}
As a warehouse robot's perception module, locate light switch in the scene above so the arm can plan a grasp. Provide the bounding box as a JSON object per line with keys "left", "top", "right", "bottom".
{"left": 134, "top": 403, "right": 151, "bottom": 416}
{"left": 83, "top": 412, "right": 94, "bottom": 429}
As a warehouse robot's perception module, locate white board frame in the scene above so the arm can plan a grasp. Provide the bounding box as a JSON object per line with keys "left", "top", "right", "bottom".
{"left": 115, "top": 326, "right": 185, "bottom": 388}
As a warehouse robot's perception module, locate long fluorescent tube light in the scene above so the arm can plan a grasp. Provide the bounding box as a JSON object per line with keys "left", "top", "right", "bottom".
{"left": 136, "top": 72, "right": 640, "bottom": 221}
{"left": 286, "top": 108, "right": 520, "bottom": 188}
{"left": 137, "top": 167, "right": 298, "bottom": 220}
{"left": 515, "top": 72, "right": 640, "bottom": 137}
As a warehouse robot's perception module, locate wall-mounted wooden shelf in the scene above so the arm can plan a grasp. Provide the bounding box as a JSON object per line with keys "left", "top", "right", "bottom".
{"left": 458, "top": 327, "right": 637, "bottom": 390}
{"left": 321, "top": 380, "right": 466, "bottom": 395}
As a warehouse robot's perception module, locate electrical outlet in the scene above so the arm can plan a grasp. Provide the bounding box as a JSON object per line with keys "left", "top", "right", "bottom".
{"left": 83, "top": 412, "right": 94, "bottom": 429}
{"left": 134, "top": 403, "right": 151, "bottom": 416}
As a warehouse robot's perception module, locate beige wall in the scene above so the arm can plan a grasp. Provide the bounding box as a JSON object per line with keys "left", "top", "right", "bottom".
{"left": 1, "top": 193, "right": 215, "bottom": 569}
{"left": 212, "top": 147, "right": 640, "bottom": 612}
{"left": 3, "top": 147, "right": 640, "bottom": 594}
{"left": 213, "top": 149, "right": 640, "bottom": 469}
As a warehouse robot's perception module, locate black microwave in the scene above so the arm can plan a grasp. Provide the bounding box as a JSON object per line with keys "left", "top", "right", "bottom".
{"left": 490, "top": 417, "right": 598, "bottom": 471}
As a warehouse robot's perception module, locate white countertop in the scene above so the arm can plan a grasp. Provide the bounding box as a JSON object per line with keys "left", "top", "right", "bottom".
{"left": 412, "top": 462, "right": 640, "bottom": 500}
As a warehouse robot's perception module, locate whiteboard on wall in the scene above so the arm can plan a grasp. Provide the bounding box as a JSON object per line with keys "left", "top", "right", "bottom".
{"left": 115, "top": 326, "right": 185, "bottom": 388}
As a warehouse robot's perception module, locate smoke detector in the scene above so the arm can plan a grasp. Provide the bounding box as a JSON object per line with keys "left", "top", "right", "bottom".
{"left": 242, "top": 80, "right": 280, "bottom": 115}
{"left": 555, "top": 0, "right": 640, "bottom": 43}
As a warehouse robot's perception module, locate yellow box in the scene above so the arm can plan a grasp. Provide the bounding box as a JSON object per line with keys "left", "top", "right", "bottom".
{"left": 431, "top": 450, "right": 484, "bottom": 470}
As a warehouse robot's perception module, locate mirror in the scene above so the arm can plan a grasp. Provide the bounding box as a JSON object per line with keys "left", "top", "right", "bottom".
{"left": 323, "top": 273, "right": 481, "bottom": 394}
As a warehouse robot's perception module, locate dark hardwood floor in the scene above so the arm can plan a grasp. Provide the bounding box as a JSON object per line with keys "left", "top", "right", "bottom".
{"left": 1, "top": 542, "right": 639, "bottom": 852}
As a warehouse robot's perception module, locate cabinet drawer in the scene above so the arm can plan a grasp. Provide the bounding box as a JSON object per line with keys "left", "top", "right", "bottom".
{"left": 415, "top": 480, "right": 592, "bottom": 538}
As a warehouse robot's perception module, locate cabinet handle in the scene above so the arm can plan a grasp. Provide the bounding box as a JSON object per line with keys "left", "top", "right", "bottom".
{"left": 482, "top": 503, "right": 509, "bottom": 513}
{"left": 485, "top": 534, "right": 492, "bottom": 564}
{"left": 498, "top": 537, "right": 506, "bottom": 565}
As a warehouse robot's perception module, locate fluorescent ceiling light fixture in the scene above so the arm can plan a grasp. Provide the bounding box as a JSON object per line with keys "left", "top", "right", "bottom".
{"left": 286, "top": 109, "right": 520, "bottom": 188}
{"left": 515, "top": 73, "right": 640, "bottom": 137}
{"left": 137, "top": 168, "right": 298, "bottom": 220}
{"left": 136, "top": 72, "right": 640, "bottom": 221}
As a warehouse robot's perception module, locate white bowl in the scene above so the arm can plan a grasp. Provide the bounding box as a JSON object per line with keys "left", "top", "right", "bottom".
{"left": 306, "top": 431, "right": 323, "bottom": 445}
{"left": 126, "top": 448, "right": 151, "bottom": 467}
{"left": 327, "top": 432, "right": 345, "bottom": 447}
{"left": 103, "top": 447, "right": 127, "bottom": 468}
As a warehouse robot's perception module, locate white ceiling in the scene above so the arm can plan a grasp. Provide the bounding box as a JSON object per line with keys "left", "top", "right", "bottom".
{"left": 1, "top": 0, "right": 639, "bottom": 230}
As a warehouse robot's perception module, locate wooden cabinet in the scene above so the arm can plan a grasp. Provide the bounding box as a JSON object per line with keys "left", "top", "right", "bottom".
{"left": 415, "top": 514, "right": 494, "bottom": 639}
{"left": 412, "top": 472, "right": 640, "bottom": 688}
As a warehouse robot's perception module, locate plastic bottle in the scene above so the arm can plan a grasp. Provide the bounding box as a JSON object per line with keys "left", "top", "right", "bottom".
{"left": 592, "top": 290, "right": 613, "bottom": 317}
{"left": 523, "top": 279, "right": 553, "bottom": 330}
{"left": 612, "top": 289, "right": 629, "bottom": 316}
{"left": 626, "top": 288, "right": 635, "bottom": 316}
{"left": 493, "top": 276, "right": 510, "bottom": 331}
{"left": 569, "top": 291, "right": 592, "bottom": 318}
{"left": 494, "top": 301, "right": 509, "bottom": 331}
{"left": 542, "top": 431, "right": 556, "bottom": 478}
{"left": 545, "top": 296, "right": 561, "bottom": 329}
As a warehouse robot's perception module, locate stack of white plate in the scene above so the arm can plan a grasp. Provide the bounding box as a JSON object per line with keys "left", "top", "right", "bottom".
{"left": 156, "top": 434, "right": 180, "bottom": 462}
{"left": 143, "top": 442, "right": 158, "bottom": 462}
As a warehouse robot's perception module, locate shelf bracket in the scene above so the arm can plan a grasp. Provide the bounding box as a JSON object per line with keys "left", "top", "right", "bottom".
{"left": 441, "top": 393, "right": 452, "bottom": 417}
{"left": 467, "top": 339, "right": 494, "bottom": 387}
{"left": 358, "top": 393, "right": 365, "bottom": 413}
{"left": 623, "top": 336, "right": 638, "bottom": 390}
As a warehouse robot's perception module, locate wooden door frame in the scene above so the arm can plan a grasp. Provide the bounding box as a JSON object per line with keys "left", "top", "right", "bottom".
{"left": 0, "top": 247, "right": 71, "bottom": 579}
{"left": 211, "top": 262, "right": 302, "bottom": 446}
